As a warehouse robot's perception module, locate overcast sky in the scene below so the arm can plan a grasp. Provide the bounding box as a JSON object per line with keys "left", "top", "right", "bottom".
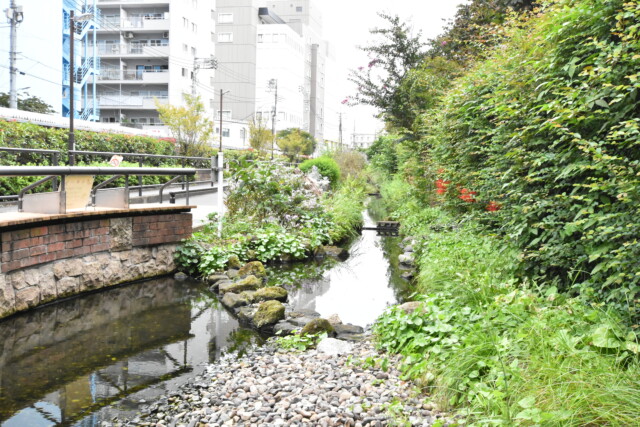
{"left": 317, "top": 0, "right": 466, "bottom": 140}
{"left": 0, "top": 0, "right": 465, "bottom": 141}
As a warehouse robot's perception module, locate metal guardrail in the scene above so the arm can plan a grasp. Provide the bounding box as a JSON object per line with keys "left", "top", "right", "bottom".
{"left": 0, "top": 166, "right": 196, "bottom": 212}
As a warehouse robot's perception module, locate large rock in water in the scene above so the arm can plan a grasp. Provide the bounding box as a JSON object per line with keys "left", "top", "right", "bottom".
{"left": 237, "top": 261, "right": 267, "bottom": 279}
{"left": 253, "top": 300, "right": 286, "bottom": 328}
{"left": 218, "top": 275, "right": 261, "bottom": 294}
{"left": 227, "top": 255, "right": 242, "bottom": 269}
{"left": 253, "top": 286, "right": 288, "bottom": 303}
{"left": 221, "top": 292, "right": 254, "bottom": 309}
{"left": 319, "top": 246, "right": 349, "bottom": 261}
{"left": 301, "top": 318, "right": 335, "bottom": 336}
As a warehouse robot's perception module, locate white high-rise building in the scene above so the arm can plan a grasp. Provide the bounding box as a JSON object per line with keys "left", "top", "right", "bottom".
{"left": 212, "top": 0, "right": 327, "bottom": 144}
{"left": 92, "top": 0, "right": 216, "bottom": 135}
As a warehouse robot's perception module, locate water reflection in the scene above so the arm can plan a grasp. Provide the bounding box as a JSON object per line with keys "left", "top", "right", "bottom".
{"left": 274, "top": 199, "right": 411, "bottom": 327}
{"left": 0, "top": 277, "right": 263, "bottom": 427}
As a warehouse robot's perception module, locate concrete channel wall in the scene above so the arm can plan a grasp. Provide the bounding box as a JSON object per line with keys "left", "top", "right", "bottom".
{"left": 0, "top": 207, "right": 193, "bottom": 320}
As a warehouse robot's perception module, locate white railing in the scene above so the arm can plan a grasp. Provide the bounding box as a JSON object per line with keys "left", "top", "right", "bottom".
{"left": 98, "top": 69, "right": 168, "bottom": 82}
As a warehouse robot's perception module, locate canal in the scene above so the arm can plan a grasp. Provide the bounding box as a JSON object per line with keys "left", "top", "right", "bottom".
{"left": 0, "top": 201, "right": 409, "bottom": 426}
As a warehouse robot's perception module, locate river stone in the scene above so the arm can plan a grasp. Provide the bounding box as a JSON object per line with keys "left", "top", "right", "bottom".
{"left": 301, "top": 318, "right": 335, "bottom": 336}
{"left": 237, "top": 306, "right": 258, "bottom": 324}
{"left": 226, "top": 268, "right": 239, "bottom": 279}
{"left": 237, "top": 261, "right": 267, "bottom": 279}
{"left": 317, "top": 337, "right": 353, "bottom": 356}
{"left": 174, "top": 272, "right": 188, "bottom": 281}
{"left": 206, "top": 274, "right": 229, "bottom": 285}
{"left": 319, "top": 246, "right": 349, "bottom": 261}
{"left": 398, "top": 301, "right": 422, "bottom": 314}
{"left": 253, "top": 286, "right": 288, "bottom": 303}
{"left": 218, "top": 275, "right": 261, "bottom": 294}
{"left": 239, "top": 290, "right": 256, "bottom": 304}
{"left": 221, "top": 292, "right": 252, "bottom": 309}
{"left": 327, "top": 313, "right": 343, "bottom": 326}
{"left": 253, "top": 300, "right": 285, "bottom": 328}
{"left": 401, "top": 271, "right": 415, "bottom": 280}
{"left": 273, "top": 320, "right": 298, "bottom": 336}
{"left": 334, "top": 323, "right": 364, "bottom": 335}
{"left": 287, "top": 309, "right": 321, "bottom": 319}
{"left": 398, "top": 253, "right": 415, "bottom": 266}
{"left": 288, "top": 316, "right": 316, "bottom": 327}
{"left": 227, "top": 255, "right": 243, "bottom": 269}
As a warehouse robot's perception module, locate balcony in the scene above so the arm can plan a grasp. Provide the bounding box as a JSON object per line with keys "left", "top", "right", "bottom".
{"left": 122, "top": 16, "right": 169, "bottom": 31}
{"left": 97, "top": 69, "right": 169, "bottom": 83}
{"left": 97, "top": 43, "right": 169, "bottom": 57}
{"left": 98, "top": 95, "right": 168, "bottom": 109}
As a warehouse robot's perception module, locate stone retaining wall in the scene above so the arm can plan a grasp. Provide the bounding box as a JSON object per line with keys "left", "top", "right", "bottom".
{"left": 0, "top": 211, "right": 192, "bottom": 319}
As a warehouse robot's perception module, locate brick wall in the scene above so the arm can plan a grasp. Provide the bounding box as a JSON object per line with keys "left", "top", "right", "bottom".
{"left": 1, "top": 212, "right": 192, "bottom": 274}
{"left": 132, "top": 214, "right": 192, "bottom": 247}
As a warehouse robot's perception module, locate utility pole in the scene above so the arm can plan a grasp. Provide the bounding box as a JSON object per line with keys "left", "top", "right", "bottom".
{"left": 6, "top": 0, "right": 24, "bottom": 109}
{"left": 218, "top": 89, "right": 230, "bottom": 152}
{"left": 69, "top": 10, "right": 76, "bottom": 165}
{"left": 192, "top": 55, "right": 218, "bottom": 96}
{"left": 268, "top": 79, "right": 278, "bottom": 160}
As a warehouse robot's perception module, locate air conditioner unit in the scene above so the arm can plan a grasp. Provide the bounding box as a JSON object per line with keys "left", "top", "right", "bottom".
{"left": 162, "top": 31, "right": 169, "bottom": 38}
{"left": 124, "top": 32, "right": 134, "bottom": 39}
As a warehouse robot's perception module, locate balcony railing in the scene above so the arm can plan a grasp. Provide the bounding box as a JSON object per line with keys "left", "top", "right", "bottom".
{"left": 98, "top": 95, "right": 168, "bottom": 108}
{"left": 98, "top": 69, "right": 169, "bottom": 82}
{"left": 97, "top": 43, "right": 169, "bottom": 56}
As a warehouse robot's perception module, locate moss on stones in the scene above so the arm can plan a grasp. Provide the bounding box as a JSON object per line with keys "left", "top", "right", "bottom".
{"left": 253, "top": 300, "right": 285, "bottom": 328}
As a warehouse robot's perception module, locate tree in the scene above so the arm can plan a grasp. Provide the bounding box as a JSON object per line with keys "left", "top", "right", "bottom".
{"left": 0, "top": 92, "right": 55, "bottom": 114}
{"left": 276, "top": 128, "right": 316, "bottom": 161}
{"left": 155, "top": 94, "right": 213, "bottom": 157}
{"left": 248, "top": 116, "right": 272, "bottom": 152}
{"left": 428, "top": 0, "right": 537, "bottom": 65}
{"left": 348, "top": 13, "right": 427, "bottom": 130}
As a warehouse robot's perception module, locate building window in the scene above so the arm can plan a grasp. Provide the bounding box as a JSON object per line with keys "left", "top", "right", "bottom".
{"left": 191, "top": 46, "right": 197, "bottom": 56}
{"left": 211, "top": 9, "right": 215, "bottom": 19}
{"left": 296, "top": 6, "right": 303, "bottom": 12}
{"left": 192, "top": 23, "right": 198, "bottom": 33}
{"left": 217, "top": 32, "right": 233, "bottom": 43}
{"left": 182, "top": 67, "right": 187, "bottom": 77}
{"left": 211, "top": 32, "right": 215, "bottom": 42}
{"left": 218, "top": 13, "right": 233, "bottom": 24}
{"left": 215, "top": 127, "right": 230, "bottom": 137}
{"left": 210, "top": 99, "right": 215, "bottom": 108}
{"left": 217, "top": 110, "right": 231, "bottom": 120}
{"left": 183, "top": 17, "right": 189, "bottom": 28}
{"left": 192, "top": 0, "right": 198, "bottom": 7}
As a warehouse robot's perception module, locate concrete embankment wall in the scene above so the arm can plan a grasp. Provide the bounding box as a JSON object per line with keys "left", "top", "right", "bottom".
{"left": 0, "top": 208, "right": 192, "bottom": 319}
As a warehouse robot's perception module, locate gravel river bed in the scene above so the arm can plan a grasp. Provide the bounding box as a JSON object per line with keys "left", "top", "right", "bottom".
{"left": 117, "top": 337, "right": 456, "bottom": 427}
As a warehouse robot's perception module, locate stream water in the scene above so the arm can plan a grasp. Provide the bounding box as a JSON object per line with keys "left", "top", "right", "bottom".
{"left": 0, "top": 200, "right": 409, "bottom": 426}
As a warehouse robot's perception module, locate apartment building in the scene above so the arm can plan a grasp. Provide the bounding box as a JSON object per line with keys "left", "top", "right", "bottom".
{"left": 212, "top": 0, "right": 327, "bottom": 144}
{"left": 92, "top": 0, "right": 216, "bottom": 134}
{"left": 63, "top": 0, "right": 100, "bottom": 122}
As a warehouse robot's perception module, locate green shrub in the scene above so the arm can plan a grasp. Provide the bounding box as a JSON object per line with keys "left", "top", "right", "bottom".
{"left": 299, "top": 156, "right": 341, "bottom": 187}
{"left": 420, "top": 0, "right": 640, "bottom": 314}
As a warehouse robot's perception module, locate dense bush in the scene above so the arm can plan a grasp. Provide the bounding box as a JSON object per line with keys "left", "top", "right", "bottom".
{"left": 299, "top": 156, "right": 341, "bottom": 187}
{"left": 419, "top": 0, "right": 640, "bottom": 314}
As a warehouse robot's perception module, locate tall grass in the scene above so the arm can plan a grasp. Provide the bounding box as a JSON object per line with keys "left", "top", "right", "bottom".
{"left": 323, "top": 177, "right": 367, "bottom": 243}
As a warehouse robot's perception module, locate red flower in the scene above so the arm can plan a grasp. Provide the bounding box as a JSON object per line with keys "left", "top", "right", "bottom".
{"left": 459, "top": 188, "right": 477, "bottom": 203}
{"left": 486, "top": 201, "right": 501, "bottom": 212}
{"left": 435, "top": 179, "right": 451, "bottom": 195}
